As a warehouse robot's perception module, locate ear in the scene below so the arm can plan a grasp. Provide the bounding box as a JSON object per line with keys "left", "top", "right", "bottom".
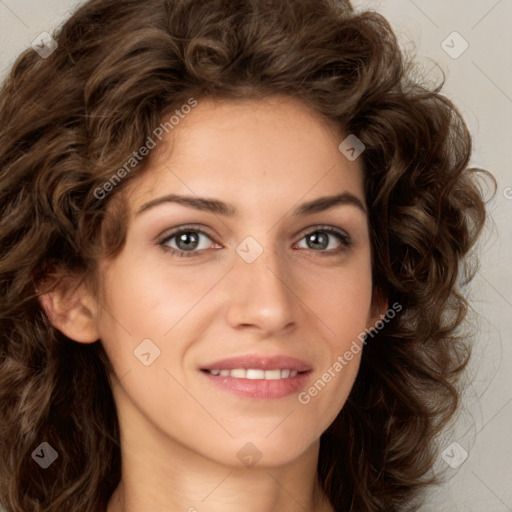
{"left": 366, "top": 287, "right": 389, "bottom": 332}
{"left": 38, "top": 277, "right": 100, "bottom": 343}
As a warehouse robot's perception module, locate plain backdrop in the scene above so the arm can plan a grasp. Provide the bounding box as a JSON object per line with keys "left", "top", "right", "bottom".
{"left": 1, "top": 1, "right": 511, "bottom": 511}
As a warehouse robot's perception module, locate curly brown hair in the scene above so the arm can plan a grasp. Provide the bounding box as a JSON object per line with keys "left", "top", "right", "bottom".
{"left": 0, "top": 0, "right": 493, "bottom": 510}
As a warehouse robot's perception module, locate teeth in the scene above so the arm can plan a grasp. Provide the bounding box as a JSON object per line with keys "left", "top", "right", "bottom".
{"left": 263, "top": 369, "right": 282, "bottom": 380}
{"left": 246, "top": 369, "right": 264, "bottom": 379}
{"left": 207, "top": 368, "right": 301, "bottom": 380}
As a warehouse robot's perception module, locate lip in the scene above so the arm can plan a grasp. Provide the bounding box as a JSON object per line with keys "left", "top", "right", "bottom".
{"left": 200, "top": 355, "right": 313, "bottom": 372}
{"left": 199, "top": 354, "right": 313, "bottom": 399}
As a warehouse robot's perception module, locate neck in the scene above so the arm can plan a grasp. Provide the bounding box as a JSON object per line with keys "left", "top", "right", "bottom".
{"left": 106, "top": 422, "right": 334, "bottom": 512}
{"left": 108, "top": 469, "right": 334, "bottom": 512}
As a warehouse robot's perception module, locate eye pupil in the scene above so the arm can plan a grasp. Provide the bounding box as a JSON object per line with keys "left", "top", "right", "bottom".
{"left": 307, "top": 232, "right": 329, "bottom": 250}
{"left": 177, "top": 231, "right": 199, "bottom": 250}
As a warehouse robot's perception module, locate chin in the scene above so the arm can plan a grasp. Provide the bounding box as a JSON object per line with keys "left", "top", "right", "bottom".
{"left": 210, "top": 433, "right": 318, "bottom": 470}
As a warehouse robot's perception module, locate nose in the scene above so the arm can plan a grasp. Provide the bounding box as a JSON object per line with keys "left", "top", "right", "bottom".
{"left": 224, "top": 242, "right": 298, "bottom": 336}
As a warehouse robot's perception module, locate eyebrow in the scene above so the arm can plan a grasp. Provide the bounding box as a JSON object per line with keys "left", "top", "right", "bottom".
{"left": 136, "top": 191, "right": 367, "bottom": 217}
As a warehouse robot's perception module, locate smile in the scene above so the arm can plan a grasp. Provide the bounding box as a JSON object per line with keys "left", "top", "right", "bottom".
{"left": 204, "top": 368, "right": 300, "bottom": 379}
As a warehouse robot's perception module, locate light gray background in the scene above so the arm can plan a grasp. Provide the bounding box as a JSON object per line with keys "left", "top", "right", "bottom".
{"left": 1, "top": 1, "right": 510, "bottom": 511}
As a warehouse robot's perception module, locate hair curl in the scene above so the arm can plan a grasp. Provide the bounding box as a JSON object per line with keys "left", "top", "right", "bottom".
{"left": 0, "top": 0, "right": 493, "bottom": 510}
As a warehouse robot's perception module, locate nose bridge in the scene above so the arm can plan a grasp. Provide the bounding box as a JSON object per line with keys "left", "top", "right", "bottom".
{"left": 225, "top": 235, "right": 297, "bottom": 333}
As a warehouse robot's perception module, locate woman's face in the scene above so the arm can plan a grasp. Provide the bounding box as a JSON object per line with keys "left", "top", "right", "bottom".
{"left": 94, "top": 95, "right": 384, "bottom": 468}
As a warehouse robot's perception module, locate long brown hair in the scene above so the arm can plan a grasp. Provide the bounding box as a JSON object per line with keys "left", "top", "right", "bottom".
{"left": 0, "top": 0, "right": 493, "bottom": 510}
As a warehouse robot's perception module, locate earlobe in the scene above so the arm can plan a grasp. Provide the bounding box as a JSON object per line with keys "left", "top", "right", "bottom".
{"left": 38, "top": 279, "right": 100, "bottom": 344}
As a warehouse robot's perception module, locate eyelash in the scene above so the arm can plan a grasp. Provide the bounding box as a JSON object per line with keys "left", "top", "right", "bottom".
{"left": 157, "top": 224, "right": 353, "bottom": 258}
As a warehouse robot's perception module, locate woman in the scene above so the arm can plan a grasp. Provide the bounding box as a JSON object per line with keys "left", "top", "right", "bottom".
{"left": 0, "top": 0, "right": 493, "bottom": 510}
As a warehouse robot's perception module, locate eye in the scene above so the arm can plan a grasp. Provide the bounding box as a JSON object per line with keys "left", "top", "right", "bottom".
{"left": 158, "top": 227, "right": 218, "bottom": 257}
{"left": 157, "top": 224, "right": 352, "bottom": 258}
{"left": 295, "top": 227, "right": 352, "bottom": 254}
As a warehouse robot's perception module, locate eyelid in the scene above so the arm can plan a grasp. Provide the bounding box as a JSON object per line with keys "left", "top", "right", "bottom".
{"left": 157, "top": 224, "right": 350, "bottom": 243}
{"left": 156, "top": 223, "right": 353, "bottom": 258}
{"left": 157, "top": 223, "right": 218, "bottom": 242}
{"left": 294, "top": 224, "right": 351, "bottom": 242}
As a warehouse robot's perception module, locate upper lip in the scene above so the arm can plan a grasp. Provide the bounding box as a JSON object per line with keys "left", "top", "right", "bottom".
{"left": 200, "top": 355, "right": 313, "bottom": 372}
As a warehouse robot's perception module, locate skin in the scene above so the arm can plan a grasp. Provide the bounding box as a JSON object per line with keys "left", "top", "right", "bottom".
{"left": 43, "top": 95, "right": 387, "bottom": 512}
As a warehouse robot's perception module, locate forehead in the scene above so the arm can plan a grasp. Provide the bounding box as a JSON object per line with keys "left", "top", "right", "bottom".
{"left": 125, "top": 95, "right": 365, "bottom": 214}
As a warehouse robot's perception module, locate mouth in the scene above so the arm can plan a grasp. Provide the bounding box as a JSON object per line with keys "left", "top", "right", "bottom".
{"left": 199, "top": 355, "right": 312, "bottom": 399}
{"left": 202, "top": 368, "right": 304, "bottom": 379}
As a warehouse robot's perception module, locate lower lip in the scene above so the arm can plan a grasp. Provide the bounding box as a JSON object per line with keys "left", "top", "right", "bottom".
{"left": 201, "top": 370, "right": 311, "bottom": 399}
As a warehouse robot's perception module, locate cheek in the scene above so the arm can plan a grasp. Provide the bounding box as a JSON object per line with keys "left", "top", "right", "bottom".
{"left": 293, "top": 257, "right": 371, "bottom": 425}
{"left": 295, "top": 351, "right": 362, "bottom": 446}
{"left": 303, "top": 254, "right": 374, "bottom": 338}
{"left": 98, "top": 254, "right": 222, "bottom": 335}
{"left": 95, "top": 255, "right": 230, "bottom": 385}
